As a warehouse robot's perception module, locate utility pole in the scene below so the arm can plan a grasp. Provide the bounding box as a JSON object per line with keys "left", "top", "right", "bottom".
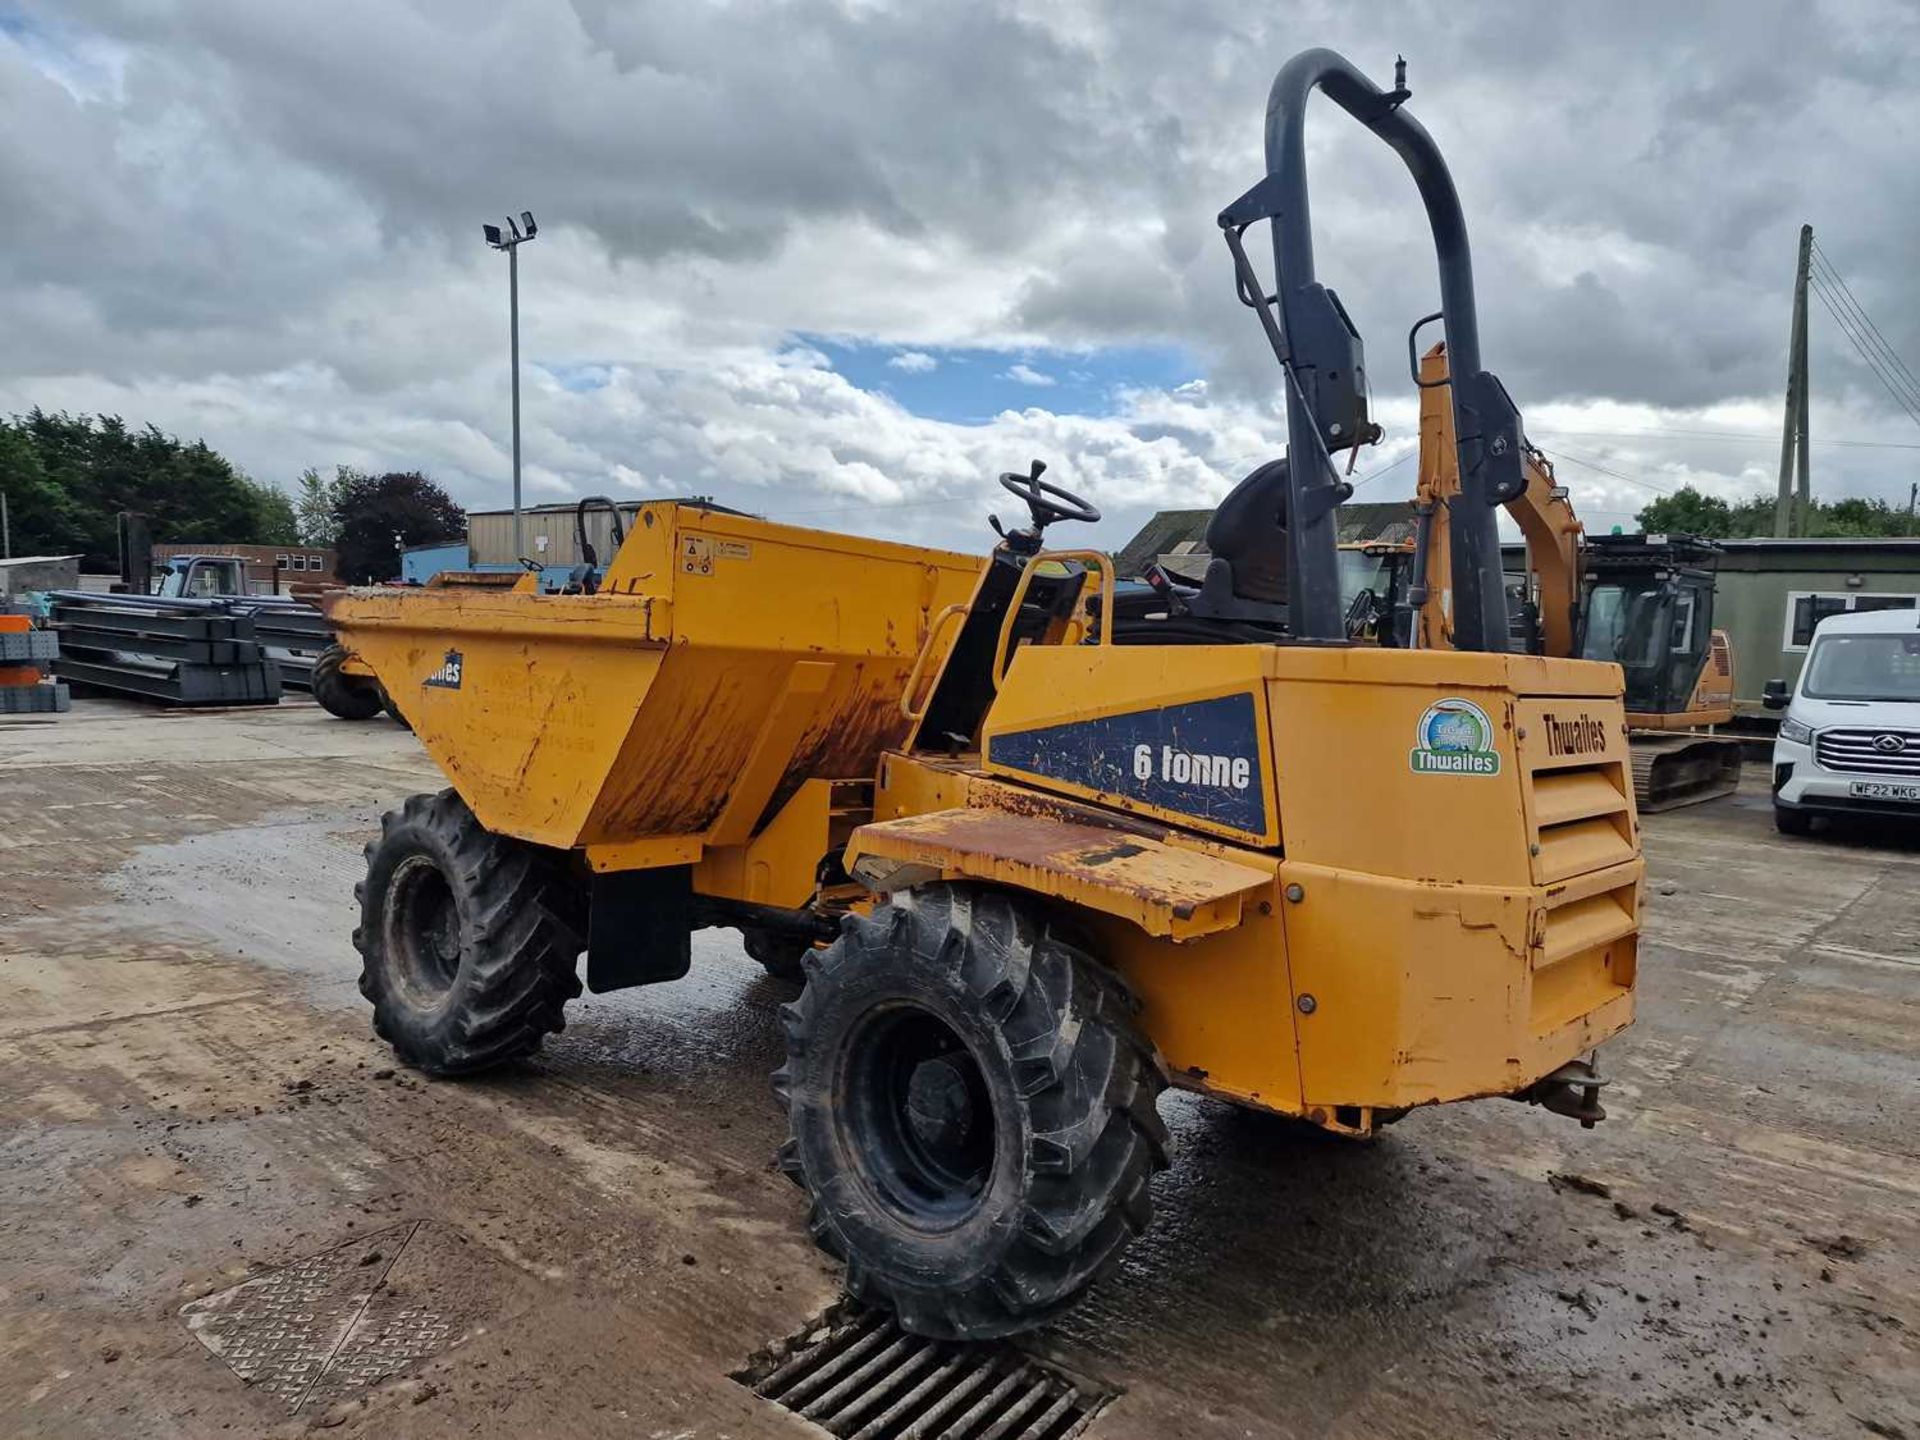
{"left": 1775, "top": 223, "right": 1812, "bottom": 537}
{"left": 1909, "top": 480, "right": 1917, "bottom": 536}
{"left": 483, "top": 211, "right": 539, "bottom": 559}
{"left": 1, "top": 489, "right": 10, "bottom": 559}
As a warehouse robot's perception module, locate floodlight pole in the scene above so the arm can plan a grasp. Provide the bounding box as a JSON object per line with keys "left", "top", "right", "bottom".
{"left": 509, "top": 240, "right": 522, "bottom": 559}
{"left": 484, "top": 211, "right": 538, "bottom": 559}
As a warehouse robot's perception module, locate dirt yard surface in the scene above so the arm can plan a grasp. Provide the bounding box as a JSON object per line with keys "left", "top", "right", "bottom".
{"left": 2, "top": 700, "right": 1916, "bottom": 1439}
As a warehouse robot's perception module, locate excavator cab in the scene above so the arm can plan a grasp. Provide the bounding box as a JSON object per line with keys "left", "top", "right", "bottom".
{"left": 1578, "top": 534, "right": 1741, "bottom": 810}
{"left": 1578, "top": 535, "right": 1722, "bottom": 720}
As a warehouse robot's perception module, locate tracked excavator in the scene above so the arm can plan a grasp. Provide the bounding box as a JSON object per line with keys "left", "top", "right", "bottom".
{"left": 1326, "top": 342, "right": 1742, "bottom": 810}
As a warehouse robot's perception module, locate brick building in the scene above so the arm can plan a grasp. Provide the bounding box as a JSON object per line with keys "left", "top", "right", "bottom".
{"left": 150, "top": 542, "right": 338, "bottom": 594}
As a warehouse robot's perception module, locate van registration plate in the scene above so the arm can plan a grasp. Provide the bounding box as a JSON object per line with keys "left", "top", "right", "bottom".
{"left": 1849, "top": 780, "right": 1920, "bottom": 803}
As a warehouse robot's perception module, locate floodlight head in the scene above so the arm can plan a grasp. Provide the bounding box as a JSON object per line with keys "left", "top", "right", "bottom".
{"left": 521, "top": 211, "right": 537, "bottom": 237}
{"left": 483, "top": 223, "right": 503, "bottom": 246}
{"left": 505, "top": 215, "right": 523, "bottom": 241}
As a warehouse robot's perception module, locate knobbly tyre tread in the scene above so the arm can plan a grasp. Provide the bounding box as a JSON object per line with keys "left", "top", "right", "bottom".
{"left": 354, "top": 788, "right": 584, "bottom": 1076}
{"left": 310, "top": 643, "right": 384, "bottom": 721}
{"left": 772, "top": 884, "right": 1168, "bottom": 1339}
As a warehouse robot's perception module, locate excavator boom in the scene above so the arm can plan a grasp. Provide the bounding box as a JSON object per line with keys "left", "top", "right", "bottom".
{"left": 1408, "top": 343, "right": 1582, "bottom": 654}
{"left": 1390, "top": 344, "right": 1742, "bottom": 811}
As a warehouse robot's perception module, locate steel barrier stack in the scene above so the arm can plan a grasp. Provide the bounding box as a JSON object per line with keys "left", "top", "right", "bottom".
{"left": 47, "top": 592, "right": 283, "bottom": 705}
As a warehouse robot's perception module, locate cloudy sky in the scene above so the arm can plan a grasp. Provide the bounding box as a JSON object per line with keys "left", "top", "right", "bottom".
{"left": 6, "top": 0, "right": 1919, "bottom": 553}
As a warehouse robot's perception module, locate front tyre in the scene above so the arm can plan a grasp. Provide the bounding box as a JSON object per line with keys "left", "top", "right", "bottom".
{"left": 1774, "top": 803, "right": 1814, "bottom": 836}
{"left": 354, "top": 789, "right": 583, "bottom": 1075}
{"left": 773, "top": 886, "right": 1167, "bottom": 1339}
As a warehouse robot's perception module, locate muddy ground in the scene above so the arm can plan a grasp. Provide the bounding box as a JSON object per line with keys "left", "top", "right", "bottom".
{"left": 1, "top": 699, "right": 1916, "bottom": 1439}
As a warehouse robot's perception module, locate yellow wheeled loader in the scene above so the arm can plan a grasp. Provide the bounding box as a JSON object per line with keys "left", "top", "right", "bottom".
{"left": 325, "top": 49, "right": 1641, "bottom": 1340}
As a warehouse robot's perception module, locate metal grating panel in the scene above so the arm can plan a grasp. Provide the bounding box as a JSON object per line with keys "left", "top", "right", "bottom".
{"left": 181, "top": 1220, "right": 516, "bottom": 1413}
{"left": 733, "top": 1303, "right": 1112, "bottom": 1440}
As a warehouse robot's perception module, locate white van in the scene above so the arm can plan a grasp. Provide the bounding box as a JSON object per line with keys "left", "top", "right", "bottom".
{"left": 1765, "top": 606, "right": 1920, "bottom": 834}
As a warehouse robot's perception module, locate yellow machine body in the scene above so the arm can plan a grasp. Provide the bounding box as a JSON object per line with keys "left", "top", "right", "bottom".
{"left": 855, "top": 638, "right": 1638, "bottom": 1128}
{"left": 327, "top": 505, "right": 1639, "bottom": 1135}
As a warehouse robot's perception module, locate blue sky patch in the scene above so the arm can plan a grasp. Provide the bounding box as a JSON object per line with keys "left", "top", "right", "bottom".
{"left": 802, "top": 337, "right": 1200, "bottom": 425}
{"left": 540, "top": 362, "right": 614, "bottom": 393}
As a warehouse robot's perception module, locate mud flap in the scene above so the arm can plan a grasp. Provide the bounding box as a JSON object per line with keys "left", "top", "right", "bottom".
{"left": 587, "top": 866, "right": 692, "bottom": 992}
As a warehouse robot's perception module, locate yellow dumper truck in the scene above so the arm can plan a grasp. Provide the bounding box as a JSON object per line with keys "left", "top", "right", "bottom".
{"left": 325, "top": 49, "right": 1641, "bottom": 1339}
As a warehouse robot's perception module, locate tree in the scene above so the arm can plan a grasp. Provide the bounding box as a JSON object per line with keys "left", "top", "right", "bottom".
{"left": 1637, "top": 486, "right": 1920, "bottom": 539}
{"left": 244, "top": 472, "right": 300, "bottom": 546}
{"left": 296, "top": 465, "right": 355, "bottom": 547}
{"left": 1635, "top": 486, "right": 1734, "bottom": 537}
{"left": 332, "top": 470, "right": 466, "bottom": 582}
{"left": 0, "top": 420, "right": 75, "bottom": 557}
{"left": 1818, "top": 496, "right": 1909, "bottom": 537}
{"left": 0, "top": 410, "right": 295, "bottom": 568}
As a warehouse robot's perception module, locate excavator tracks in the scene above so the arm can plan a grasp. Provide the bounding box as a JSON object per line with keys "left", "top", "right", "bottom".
{"left": 1630, "top": 734, "right": 1744, "bottom": 813}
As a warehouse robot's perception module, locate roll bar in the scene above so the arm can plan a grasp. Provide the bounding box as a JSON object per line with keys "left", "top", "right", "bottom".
{"left": 1219, "top": 49, "right": 1520, "bottom": 652}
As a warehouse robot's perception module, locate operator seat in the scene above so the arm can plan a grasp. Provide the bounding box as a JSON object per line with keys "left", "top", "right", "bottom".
{"left": 1186, "top": 456, "right": 1291, "bottom": 624}
{"left": 1108, "top": 456, "right": 1292, "bottom": 644}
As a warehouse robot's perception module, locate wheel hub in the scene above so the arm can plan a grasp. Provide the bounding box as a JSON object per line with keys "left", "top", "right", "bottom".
{"left": 842, "top": 1007, "right": 996, "bottom": 1228}
{"left": 906, "top": 1054, "right": 977, "bottom": 1154}
{"left": 385, "top": 853, "right": 463, "bottom": 1004}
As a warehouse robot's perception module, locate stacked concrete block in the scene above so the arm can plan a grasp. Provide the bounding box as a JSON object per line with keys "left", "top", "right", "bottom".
{"left": 0, "top": 612, "right": 69, "bottom": 714}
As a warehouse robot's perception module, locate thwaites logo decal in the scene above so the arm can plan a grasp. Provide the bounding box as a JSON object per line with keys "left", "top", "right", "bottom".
{"left": 423, "top": 649, "right": 464, "bottom": 690}
{"left": 987, "top": 692, "right": 1266, "bottom": 835}
{"left": 1410, "top": 697, "right": 1500, "bottom": 776}
{"left": 1542, "top": 711, "right": 1611, "bottom": 758}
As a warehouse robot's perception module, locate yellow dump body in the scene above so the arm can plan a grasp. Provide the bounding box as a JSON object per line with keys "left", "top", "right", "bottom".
{"left": 322, "top": 504, "right": 980, "bottom": 856}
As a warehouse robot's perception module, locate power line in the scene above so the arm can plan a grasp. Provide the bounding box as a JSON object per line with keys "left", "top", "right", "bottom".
{"left": 1808, "top": 268, "right": 1920, "bottom": 429}
{"left": 1807, "top": 265, "right": 1920, "bottom": 418}
{"left": 1810, "top": 239, "right": 1920, "bottom": 402}
{"left": 1534, "top": 443, "right": 1676, "bottom": 496}
{"left": 1348, "top": 449, "right": 1415, "bottom": 491}
{"left": 1807, "top": 244, "right": 1918, "bottom": 398}
{"left": 1806, "top": 269, "right": 1920, "bottom": 417}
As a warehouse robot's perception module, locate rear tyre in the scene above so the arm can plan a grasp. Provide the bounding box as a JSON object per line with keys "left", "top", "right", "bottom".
{"left": 311, "top": 643, "right": 383, "bottom": 721}
{"left": 773, "top": 885, "right": 1168, "bottom": 1339}
{"left": 743, "top": 927, "right": 809, "bottom": 982}
{"left": 1773, "top": 803, "right": 1814, "bottom": 836}
{"left": 354, "top": 789, "right": 583, "bottom": 1075}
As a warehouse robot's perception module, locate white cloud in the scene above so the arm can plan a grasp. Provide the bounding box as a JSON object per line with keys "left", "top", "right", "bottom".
{"left": 5, "top": 0, "right": 1920, "bottom": 557}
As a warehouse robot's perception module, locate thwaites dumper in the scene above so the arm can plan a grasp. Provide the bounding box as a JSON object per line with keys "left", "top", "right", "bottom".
{"left": 326, "top": 50, "right": 1641, "bottom": 1340}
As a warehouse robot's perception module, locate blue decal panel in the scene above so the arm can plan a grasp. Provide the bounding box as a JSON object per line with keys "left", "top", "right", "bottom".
{"left": 987, "top": 692, "right": 1267, "bottom": 836}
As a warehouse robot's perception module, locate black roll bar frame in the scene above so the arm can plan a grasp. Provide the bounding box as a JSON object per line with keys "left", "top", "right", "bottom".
{"left": 1219, "top": 48, "right": 1518, "bottom": 652}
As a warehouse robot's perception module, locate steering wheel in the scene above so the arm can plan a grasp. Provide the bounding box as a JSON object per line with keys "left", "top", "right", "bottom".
{"left": 999, "top": 459, "right": 1101, "bottom": 528}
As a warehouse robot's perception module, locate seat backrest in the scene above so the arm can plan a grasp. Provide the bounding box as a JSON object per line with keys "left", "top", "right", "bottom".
{"left": 1202, "top": 458, "right": 1290, "bottom": 606}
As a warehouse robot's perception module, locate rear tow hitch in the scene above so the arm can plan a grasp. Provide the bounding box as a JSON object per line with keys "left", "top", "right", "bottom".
{"left": 1522, "top": 1056, "right": 1609, "bottom": 1128}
